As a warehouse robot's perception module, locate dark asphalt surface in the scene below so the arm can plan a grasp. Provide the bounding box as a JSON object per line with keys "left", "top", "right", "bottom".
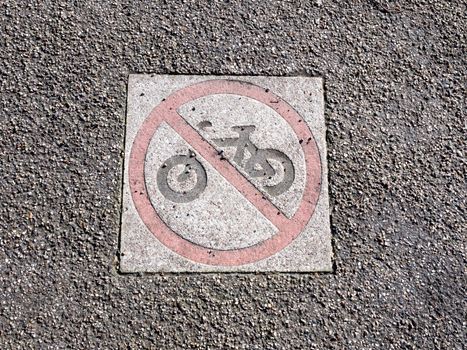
{"left": 1, "top": 0, "right": 465, "bottom": 349}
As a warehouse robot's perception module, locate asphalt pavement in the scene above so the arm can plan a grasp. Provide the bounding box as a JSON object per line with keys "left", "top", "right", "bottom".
{"left": 0, "top": 0, "right": 465, "bottom": 349}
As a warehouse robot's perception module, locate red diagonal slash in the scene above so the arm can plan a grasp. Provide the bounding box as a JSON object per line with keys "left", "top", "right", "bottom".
{"left": 166, "top": 110, "right": 288, "bottom": 230}
{"left": 129, "top": 79, "right": 321, "bottom": 266}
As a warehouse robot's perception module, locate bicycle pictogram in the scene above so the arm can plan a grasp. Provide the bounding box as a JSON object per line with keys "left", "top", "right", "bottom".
{"left": 157, "top": 122, "right": 295, "bottom": 202}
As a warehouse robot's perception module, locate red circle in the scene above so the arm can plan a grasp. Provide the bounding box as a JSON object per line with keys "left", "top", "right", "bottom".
{"left": 129, "top": 79, "right": 321, "bottom": 266}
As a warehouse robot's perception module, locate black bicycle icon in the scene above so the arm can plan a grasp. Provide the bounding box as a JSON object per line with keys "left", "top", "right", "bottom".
{"left": 157, "top": 122, "right": 295, "bottom": 202}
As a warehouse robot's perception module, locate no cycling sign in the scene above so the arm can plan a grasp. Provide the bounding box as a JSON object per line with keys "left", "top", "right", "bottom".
{"left": 120, "top": 75, "right": 332, "bottom": 272}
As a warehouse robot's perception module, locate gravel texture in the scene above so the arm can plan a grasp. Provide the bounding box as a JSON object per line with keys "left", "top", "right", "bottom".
{"left": 0, "top": 0, "right": 465, "bottom": 349}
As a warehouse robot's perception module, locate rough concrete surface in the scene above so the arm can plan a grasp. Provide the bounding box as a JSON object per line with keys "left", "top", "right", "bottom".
{"left": 0, "top": 0, "right": 465, "bottom": 348}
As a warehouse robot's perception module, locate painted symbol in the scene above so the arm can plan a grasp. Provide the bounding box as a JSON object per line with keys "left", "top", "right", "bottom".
{"left": 157, "top": 154, "right": 207, "bottom": 203}
{"left": 129, "top": 79, "right": 322, "bottom": 266}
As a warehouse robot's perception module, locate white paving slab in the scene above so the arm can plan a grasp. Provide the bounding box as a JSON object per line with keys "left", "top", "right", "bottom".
{"left": 120, "top": 75, "right": 332, "bottom": 272}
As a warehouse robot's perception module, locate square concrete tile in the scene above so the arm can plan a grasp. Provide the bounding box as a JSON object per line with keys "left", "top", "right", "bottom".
{"left": 120, "top": 75, "right": 332, "bottom": 272}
